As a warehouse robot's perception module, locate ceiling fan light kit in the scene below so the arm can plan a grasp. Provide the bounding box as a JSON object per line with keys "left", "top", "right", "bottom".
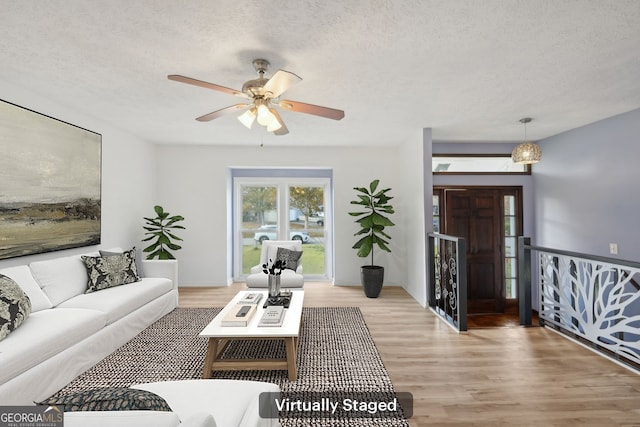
{"left": 168, "top": 58, "right": 344, "bottom": 136}
{"left": 255, "top": 100, "right": 273, "bottom": 126}
{"left": 237, "top": 108, "right": 256, "bottom": 129}
{"left": 266, "top": 116, "right": 282, "bottom": 132}
{"left": 512, "top": 117, "right": 542, "bottom": 164}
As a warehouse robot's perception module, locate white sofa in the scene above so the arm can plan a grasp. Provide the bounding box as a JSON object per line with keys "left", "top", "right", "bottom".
{"left": 0, "top": 248, "right": 179, "bottom": 405}
{"left": 64, "top": 380, "right": 280, "bottom": 427}
{"left": 245, "top": 240, "right": 304, "bottom": 288}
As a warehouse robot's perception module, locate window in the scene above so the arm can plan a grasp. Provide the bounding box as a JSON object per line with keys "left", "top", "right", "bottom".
{"left": 432, "top": 193, "right": 441, "bottom": 233}
{"left": 232, "top": 169, "right": 332, "bottom": 281}
{"left": 432, "top": 155, "right": 530, "bottom": 174}
{"left": 504, "top": 195, "right": 518, "bottom": 299}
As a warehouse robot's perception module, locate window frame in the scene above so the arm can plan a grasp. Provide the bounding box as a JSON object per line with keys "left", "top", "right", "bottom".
{"left": 231, "top": 170, "right": 333, "bottom": 282}
{"left": 432, "top": 154, "right": 531, "bottom": 175}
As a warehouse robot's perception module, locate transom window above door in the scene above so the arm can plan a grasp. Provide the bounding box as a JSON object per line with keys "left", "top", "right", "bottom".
{"left": 432, "top": 155, "right": 531, "bottom": 174}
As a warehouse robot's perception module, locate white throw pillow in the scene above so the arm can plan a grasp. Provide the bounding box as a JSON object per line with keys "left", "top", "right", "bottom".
{"left": 30, "top": 255, "right": 88, "bottom": 306}
{"left": 0, "top": 265, "right": 52, "bottom": 312}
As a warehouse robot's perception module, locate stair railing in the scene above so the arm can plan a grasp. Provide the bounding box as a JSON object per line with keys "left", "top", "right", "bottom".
{"left": 427, "top": 233, "right": 467, "bottom": 332}
{"left": 519, "top": 236, "right": 640, "bottom": 371}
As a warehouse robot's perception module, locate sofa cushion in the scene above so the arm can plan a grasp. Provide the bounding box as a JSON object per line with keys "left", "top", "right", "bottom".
{"left": 180, "top": 412, "right": 216, "bottom": 427}
{"left": 58, "top": 278, "right": 173, "bottom": 325}
{"left": 100, "top": 247, "right": 146, "bottom": 278}
{"left": 63, "top": 410, "right": 180, "bottom": 427}
{"left": 82, "top": 248, "right": 140, "bottom": 293}
{"left": 0, "top": 274, "right": 32, "bottom": 341}
{"left": 133, "top": 379, "right": 279, "bottom": 427}
{"left": 30, "top": 255, "right": 89, "bottom": 306}
{"left": 0, "top": 266, "right": 53, "bottom": 312}
{"left": 40, "top": 387, "right": 172, "bottom": 412}
{"left": 275, "top": 247, "right": 303, "bottom": 271}
{"left": 0, "top": 308, "right": 106, "bottom": 384}
{"left": 246, "top": 268, "right": 304, "bottom": 288}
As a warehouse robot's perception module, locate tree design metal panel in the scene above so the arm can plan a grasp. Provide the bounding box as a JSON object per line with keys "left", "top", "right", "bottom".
{"left": 539, "top": 252, "right": 640, "bottom": 366}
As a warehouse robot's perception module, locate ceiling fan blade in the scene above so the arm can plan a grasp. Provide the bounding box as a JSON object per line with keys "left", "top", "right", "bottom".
{"left": 278, "top": 100, "right": 345, "bottom": 120}
{"left": 168, "top": 75, "right": 249, "bottom": 98}
{"left": 262, "top": 70, "right": 302, "bottom": 98}
{"left": 270, "top": 109, "right": 289, "bottom": 135}
{"left": 196, "top": 104, "right": 250, "bottom": 122}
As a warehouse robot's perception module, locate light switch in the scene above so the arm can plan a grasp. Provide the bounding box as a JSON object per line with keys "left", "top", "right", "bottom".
{"left": 609, "top": 243, "right": 618, "bottom": 255}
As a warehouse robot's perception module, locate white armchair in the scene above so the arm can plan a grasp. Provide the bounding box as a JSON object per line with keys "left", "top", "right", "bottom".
{"left": 246, "top": 240, "right": 304, "bottom": 288}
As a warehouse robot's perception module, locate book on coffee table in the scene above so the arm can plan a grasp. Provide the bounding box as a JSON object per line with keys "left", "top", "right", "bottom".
{"left": 258, "top": 305, "right": 285, "bottom": 327}
{"left": 238, "top": 292, "right": 263, "bottom": 305}
{"left": 221, "top": 304, "right": 257, "bottom": 327}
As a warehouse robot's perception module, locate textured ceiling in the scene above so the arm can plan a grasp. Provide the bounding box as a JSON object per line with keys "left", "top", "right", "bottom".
{"left": 1, "top": 0, "right": 639, "bottom": 147}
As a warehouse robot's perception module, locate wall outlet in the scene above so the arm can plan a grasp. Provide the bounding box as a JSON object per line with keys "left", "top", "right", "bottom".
{"left": 609, "top": 243, "right": 618, "bottom": 255}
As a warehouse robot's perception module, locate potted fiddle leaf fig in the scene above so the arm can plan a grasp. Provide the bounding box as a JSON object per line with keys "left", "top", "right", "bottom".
{"left": 349, "top": 179, "right": 395, "bottom": 298}
{"left": 142, "top": 205, "right": 185, "bottom": 260}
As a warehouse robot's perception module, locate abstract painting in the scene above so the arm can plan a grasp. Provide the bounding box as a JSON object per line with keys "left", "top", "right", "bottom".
{"left": 0, "top": 99, "right": 101, "bottom": 260}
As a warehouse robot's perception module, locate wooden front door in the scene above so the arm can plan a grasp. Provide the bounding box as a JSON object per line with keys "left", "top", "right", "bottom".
{"left": 445, "top": 189, "right": 504, "bottom": 313}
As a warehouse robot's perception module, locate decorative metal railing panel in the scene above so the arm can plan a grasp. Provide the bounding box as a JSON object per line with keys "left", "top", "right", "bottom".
{"left": 537, "top": 250, "right": 640, "bottom": 368}
{"left": 427, "top": 233, "right": 467, "bottom": 332}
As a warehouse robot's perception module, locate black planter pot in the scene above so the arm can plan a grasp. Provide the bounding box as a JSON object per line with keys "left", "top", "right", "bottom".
{"left": 360, "top": 265, "right": 384, "bottom": 298}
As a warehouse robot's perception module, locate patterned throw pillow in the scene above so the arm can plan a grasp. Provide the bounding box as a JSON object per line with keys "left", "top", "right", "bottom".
{"left": 81, "top": 248, "right": 140, "bottom": 293}
{"left": 99, "top": 248, "right": 146, "bottom": 278}
{"left": 0, "top": 273, "right": 32, "bottom": 341}
{"left": 276, "top": 247, "right": 303, "bottom": 271}
{"left": 39, "top": 387, "right": 172, "bottom": 412}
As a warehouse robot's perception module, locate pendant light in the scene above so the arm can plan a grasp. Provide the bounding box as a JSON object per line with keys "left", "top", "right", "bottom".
{"left": 511, "top": 117, "right": 542, "bottom": 164}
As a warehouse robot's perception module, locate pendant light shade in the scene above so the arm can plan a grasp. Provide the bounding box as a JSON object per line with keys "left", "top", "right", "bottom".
{"left": 512, "top": 118, "right": 542, "bottom": 164}
{"left": 511, "top": 141, "right": 542, "bottom": 164}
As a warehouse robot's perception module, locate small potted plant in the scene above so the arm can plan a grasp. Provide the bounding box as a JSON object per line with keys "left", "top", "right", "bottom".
{"left": 349, "top": 179, "right": 395, "bottom": 298}
{"left": 142, "top": 205, "right": 185, "bottom": 260}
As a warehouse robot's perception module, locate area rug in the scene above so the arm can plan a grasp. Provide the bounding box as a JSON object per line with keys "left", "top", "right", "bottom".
{"left": 49, "top": 307, "right": 409, "bottom": 426}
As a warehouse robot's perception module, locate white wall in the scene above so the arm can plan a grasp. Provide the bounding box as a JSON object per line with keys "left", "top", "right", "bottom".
{"left": 533, "top": 108, "right": 640, "bottom": 260}
{"left": 0, "top": 80, "right": 433, "bottom": 301}
{"left": 154, "top": 143, "right": 414, "bottom": 288}
{"left": 0, "top": 81, "right": 156, "bottom": 269}
{"left": 397, "top": 128, "right": 431, "bottom": 307}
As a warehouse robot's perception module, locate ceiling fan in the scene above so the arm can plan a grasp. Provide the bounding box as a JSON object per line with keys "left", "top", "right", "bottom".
{"left": 168, "top": 59, "right": 345, "bottom": 136}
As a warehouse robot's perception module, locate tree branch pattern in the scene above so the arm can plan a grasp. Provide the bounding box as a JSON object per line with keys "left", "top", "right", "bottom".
{"left": 539, "top": 253, "right": 640, "bottom": 366}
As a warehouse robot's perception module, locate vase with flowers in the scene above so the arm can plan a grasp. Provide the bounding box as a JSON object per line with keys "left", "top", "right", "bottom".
{"left": 262, "top": 258, "right": 286, "bottom": 299}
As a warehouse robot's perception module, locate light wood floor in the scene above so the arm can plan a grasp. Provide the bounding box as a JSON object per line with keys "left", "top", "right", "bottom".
{"left": 179, "top": 283, "right": 640, "bottom": 427}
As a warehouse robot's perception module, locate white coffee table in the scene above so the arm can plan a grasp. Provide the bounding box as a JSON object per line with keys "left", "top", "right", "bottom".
{"left": 199, "top": 290, "right": 304, "bottom": 381}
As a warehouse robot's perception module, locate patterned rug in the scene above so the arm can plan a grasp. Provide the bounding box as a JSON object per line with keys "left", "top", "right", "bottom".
{"left": 50, "top": 307, "right": 409, "bottom": 426}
